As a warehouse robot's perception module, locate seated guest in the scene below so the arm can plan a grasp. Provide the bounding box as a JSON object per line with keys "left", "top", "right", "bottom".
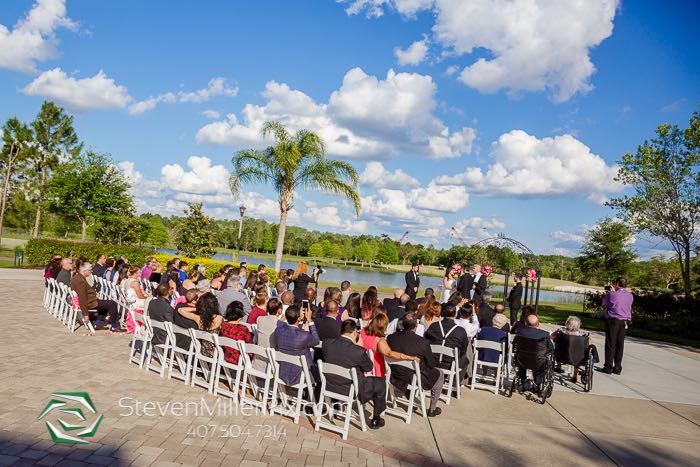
{"left": 257, "top": 298, "right": 284, "bottom": 349}
{"left": 247, "top": 291, "right": 269, "bottom": 325}
{"left": 388, "top": 294, "right": 410, "bottom": 322}
{"left": 387, "top": 313, "right": 444, "bottom": 417}
{"left": 455, "top": 300, "right": 481, "bottom": 339}
{"left": 322, "top": 320, "right": 388, "bottom": 429}
{"left": 173, "top": 290, "right": 199, "bottom": 348}
{"left": 416, "top": 288, "right": 435, "bottom": 305}
{"left": 344, "top": 292, "right": 361, "bottom": 319}
{"left": 361, "top": 312, "right": 419, "bottom": 378}
{"left": 387, "top": 300, "right": 424, "bottom": 336}
{"left": 493, "top": 304, "right": 511, "bottom": 332}
{"left": 382, "top": 288, "right": 404, "bottom": 318}
{"left": 272, "top": 280, "right": 287, "bottom": 298}
{"left": 476, "top": 313, "right": 509, "bottom": 376}
{"left": 321, "top": 287, "right": 348, "bottom": 321}
{"left": 420, "top": 301, "right": 442, "bottom": 329}
{"left": 210, "top": 266, "right": 231, "bottom": 291}
{"left": 148, "top": 283, "right": 174, "bottom": 346}
{"left": 426, "top": 303, "right": 470, "bottom": 378}
{"left": 149, "top": 260, "right": 163, "bottom": 284}
{"left": 56, "top": 258, "right": 73, "bottom": 287}
{"left": 273, "top": 304, "right": 319, "bottom": 385}
{"left": 182, "top": 270, "right": 202, "bottom": 290}
{"left": 514, "top": 314, "right": 554, "bottom": 391}
{"left": 478, "top": 292, "right": 496, "bottom": 328}
{"left": 361, "top": 290, "right": 380, "bottom": 321}
{"left": 512, "top": 305, "right": 537, "bottom": 334}
{"left": 93, "top": 254, "right": 107, "bottom": 279}
{"left": 178, "top": 261, "right": 189, "bottom": 282}
{"left": 280, "top": 290, "right": 295, "bottom": 313}
{"left": 219, "top": 301, "right": 253, "bottom": 365}
{"left": 71, "top": 262, "right": 122, "bottom": 332}
{"left": 45, "top": 254, "right": 62, "bottom": 280}
{"left": 315, "top": 300, "right": 341, "bottom": 341}
{"left": 176, "top": 292, "right": 223, "bottom": 357}
{"left": 551, "top": 315, "right": 587, "bottom": 382}
{"left": 140, "top": 257, "right": 154, "bottom": 281}
{"left": 340, "top": 280, "right": 352, "bottom": 307}
{"left": 102, "top": 257, "right": 117, "bottom": 282}
{"left": 304, "top": 288, "right": 320, "bottom": 320}
{"left": 214, "top": 274, "right": 252, "bottom": 318}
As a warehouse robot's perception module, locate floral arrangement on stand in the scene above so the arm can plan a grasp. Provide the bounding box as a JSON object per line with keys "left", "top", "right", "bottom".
{"left": 482, "top": 264, "right": 493, "bottom": 277}
{"left": 525, "top": 268, "right": 538, "bottom": 282}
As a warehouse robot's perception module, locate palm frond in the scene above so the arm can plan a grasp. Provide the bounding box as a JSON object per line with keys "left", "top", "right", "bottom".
{"left": 296, "top": 159, "right": 361, "bottom": 215}
{"left": 230, "top": 148, "right": 277, "bottom": 196}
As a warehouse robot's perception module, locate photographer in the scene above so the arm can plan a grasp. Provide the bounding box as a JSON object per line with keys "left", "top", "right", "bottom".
{"left": 291, "top": 261, "right": 320, "bottom": 304}
{"left": 272, "top": 303, "right": 319, "bottom": 385}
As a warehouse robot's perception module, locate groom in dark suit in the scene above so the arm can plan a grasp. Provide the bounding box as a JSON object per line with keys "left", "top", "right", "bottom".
{"left": 457, "top": 264, "right": 487, "bottom": 300}
{"left": 405, "top": 264, "right": 420, "bottom": 300}
{"left": 507, "top": 274, "right": 524, "bottom": 326}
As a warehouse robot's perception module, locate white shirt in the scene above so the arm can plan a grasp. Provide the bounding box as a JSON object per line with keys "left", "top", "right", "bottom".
{"left": 387, "top": 318, "right": 425, "bottom": 337}
{"left": 455, "top": 316, "right": 480, "bottom": 339}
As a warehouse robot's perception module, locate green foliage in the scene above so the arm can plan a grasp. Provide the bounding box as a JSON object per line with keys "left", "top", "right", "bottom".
{"left": 608, "top": 107, "right": 700, "bottom": 296}
{"left": 25, "top": 238, "right": 152, "bottom": 266}
{"left": 0, "top": 116, "right": 34, "bottom": 239}
{"left": 175, "top": 202, "right": 218, "bottom": 258}
{"left": 93, "top": 215, "right": 143, "bottom": 245}
{"left": 354, "top": 240, "right": 373, "bottom": 262}
{"left": 261, "top": 228, "right": 274, "bottom": 252}
{"left": 377, "top": 241, "right": 399, "bottom": 264}
{"left": 578, "top": 218, "right": 636, "bottom": 284}
{"left": 151, "top": 253, "right": 276, "bottom": 283}
{"left": 307, "top": 242, "right": 324, "bottom": 258}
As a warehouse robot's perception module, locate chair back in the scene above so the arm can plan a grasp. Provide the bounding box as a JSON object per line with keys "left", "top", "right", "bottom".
{"left": 213, "top": 334, "right": 244, "bottom": 367}
{"left": 317, "top": 361, "right": 358, "bottom": 400}
{"left": 268, "top": 349, "right": 312, "bottom": 387}
{"left": 169, "top": 323, "right": 193, "bottom": 351}
{"left": 513, "top": 335, "right": 550, "bottom": 370}
{"left": 554, "top": 332, "right": 589, "bottom": 366}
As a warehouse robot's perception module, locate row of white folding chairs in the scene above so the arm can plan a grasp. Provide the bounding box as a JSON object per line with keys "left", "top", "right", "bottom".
{"left": 43, "top": 278, "right": 95, "bottom": 334}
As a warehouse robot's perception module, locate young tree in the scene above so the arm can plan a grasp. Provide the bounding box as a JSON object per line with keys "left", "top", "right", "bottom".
{"left": 355, "top": 240, "right": 373, "bottom": 264}
{"left": 608, "top": 109, "right": 700, "bottom": 296}
{"left": 29, "top": 101, "right": 82, "bottom": 237}
{"left": 0, "top": 117, "right": 33, "bottom": 243}
{"left": 377, "top": 242, "right": 399, "bottom": 264}
{"left": 94, "top": 215, "right": 142, "bottom": 245}
{"left": 307, "top": 242, "right": 324, "bottom": 258}
{"left": 45, "top": 151, "right": 133, "bottom": 241}
{"left": 175, "top": 202, "right": 218, "bottom": 258}
{"left": 230, "top": 121, "right": 360, "bottom": 271}
{"left": 578, "top": 218, "right": 636, "bottom": 284}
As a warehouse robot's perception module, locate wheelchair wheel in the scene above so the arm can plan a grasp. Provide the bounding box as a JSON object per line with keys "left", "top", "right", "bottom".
{"left": 584, "top": 355, "right": 594, "bottom": 392}
{"left": 540, "top": 358, "right": 554, "bottom": 404}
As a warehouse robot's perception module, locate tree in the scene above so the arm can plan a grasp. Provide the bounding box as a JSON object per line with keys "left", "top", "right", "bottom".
{"left": 377, "top": 242, "right": 399, "bottom": 264}
{"left": 330, "top": 243, "right": 343, "bottom": 260}
{"left": 355, "top": 240, "right": 373, "bottom": 263}
{"left": 175, "top": 202, "right": 218, "bottom": 258}
{"left": 0, "top": 117, "right": 33, "bottom": 243}
{"left": 262, "top": 228, "right": 274, "bottom": 252}
{"left": 307, "top": 242, "right": 324, "bottom": 258}
{"left": 644, "top": 256, "right": 682, "bottom": 291}
{"left": 146, "top": 220, "right": 170, "bottom": 248}
{"left": 320, "top": 239, "right": 333, "bottom": 257}
{"left": 94, "top": 215, "right": 142, "bottom": 245}
{"left": 28, "top": 101, "right": 82, "bottom": 237}
{"left": 608, "top": 109, "right": 700, "bottom": 296}
{"left": 341, "top": 240, "right": 354, "bottom": 261}
{"left": 230, "top": 120, "right": 360, "bottom": 271}
{"left": 578, "top": 218, "right": 636, "bottom": 284}
{"left": 45, "top": 151, "right": 133, "bottom": 241}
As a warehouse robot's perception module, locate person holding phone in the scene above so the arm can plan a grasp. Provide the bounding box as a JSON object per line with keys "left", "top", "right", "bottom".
{"left": 272, "top": 304, "right": 320, "bottom": 385}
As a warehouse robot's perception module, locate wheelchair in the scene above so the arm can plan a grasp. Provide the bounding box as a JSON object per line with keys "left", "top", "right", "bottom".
{"left": 507, "top": 334, "right": 555, "bottom": 404}
{"left": 553, "top": 332, "right": 598, "bottom": 393}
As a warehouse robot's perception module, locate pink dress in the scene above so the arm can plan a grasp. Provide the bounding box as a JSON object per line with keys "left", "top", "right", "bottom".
{"left": 361, "top": 333, "right": 385, "bottom": 378}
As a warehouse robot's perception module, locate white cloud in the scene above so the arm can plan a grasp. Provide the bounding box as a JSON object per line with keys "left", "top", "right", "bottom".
{"left": 360, "top": 161, "right": 419, "bottom": 189}
{"left": 129, "top": 78, "right": 238, "bottom": 115}
{"left": 302, "top": 202, "right": 368, "bottom": 233}
{"left": 161, "top": 156, "right": 231, "bottom": 196}
{"left": 197, "top": 67, "right": 475, "bottom": 160}
{"left": 22, "top": 68, "right": 131, "bottom": 111}
{"left": 0, "top": 0, "right": 76, "bottom": 73}
{"left": 434, "top": 130, "right": 622, "bottom": 203}
{"left": 201, "top": 109, "right": 221, "bottom": 119}
{"left": 394, "top": 38, "right": 428, "bottom": 66}
{"left": 452, "top": 216, "right": 507, "bottom": 243}
{"left": 343, "top": 0, "right": 619, "bottom": 102}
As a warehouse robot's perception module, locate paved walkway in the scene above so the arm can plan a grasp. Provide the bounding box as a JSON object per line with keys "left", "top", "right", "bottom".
{"left": 1, "top": 269, "right": 699, "bottom": 466}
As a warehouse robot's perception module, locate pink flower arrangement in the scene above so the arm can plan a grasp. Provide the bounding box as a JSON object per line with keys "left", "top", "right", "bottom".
{"left": 525, "top": 268, "right": 538, "bottom": 282}
{"left": 482, "top": 264, "right": 493, "bottom": 277}
{"left": 452, "top": 264, "right": 462, "bottom": 274}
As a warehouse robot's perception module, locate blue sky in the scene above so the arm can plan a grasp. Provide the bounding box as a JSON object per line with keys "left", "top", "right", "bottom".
{"left": 1, "top": 0, "right": 698, "bottom": 257}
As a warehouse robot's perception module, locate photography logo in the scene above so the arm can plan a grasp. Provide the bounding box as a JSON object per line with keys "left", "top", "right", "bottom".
{"left": 37, "top": 392, "right": 103, "bottom": 444}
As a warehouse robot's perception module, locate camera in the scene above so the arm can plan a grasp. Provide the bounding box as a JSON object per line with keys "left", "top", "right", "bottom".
{"left": 315, "top": 266, "right": 325, "bottom": 275}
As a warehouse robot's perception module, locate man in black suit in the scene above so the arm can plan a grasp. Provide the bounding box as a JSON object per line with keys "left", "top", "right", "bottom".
{"left": 425, "top": 303, "right": 469, "bottom": 379}
{"left": 514, "top": 314, "right": 554, "bottom": 390}
{"left": 386, "top": 313, "right": 444, "bottom": 417}
{"left": 315, "top": 300, "right": 341, "bottom": 341}
{"left": 478, "top": 291, "right": 496, "bottom": 328}
{"left": 321, "top": 320, "right": 387, "bottom": 429}
{"left": 387, "top": 294, "right": 409, "bottom": 323}
{"left": 405, "top": 264, "right": 420, "bottom": 300}
{"left": 383, "top": 288, "right": 404, "bottom": 317}
{"left": 148, "top": 283, "right": 174, "bottom": 346}
{"left": 507, "top": 274, "right": 524, "bottom": 327}
{"left": 457, "top": 264, "right": 487, "bottom": 300}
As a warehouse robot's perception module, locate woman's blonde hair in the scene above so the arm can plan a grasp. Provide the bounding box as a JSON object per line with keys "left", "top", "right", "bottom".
{"left": 254, "top": 291, "right": 268, "bottom": 306}
{"left": 292, "top": 262, "right": 308, "bottom": 280}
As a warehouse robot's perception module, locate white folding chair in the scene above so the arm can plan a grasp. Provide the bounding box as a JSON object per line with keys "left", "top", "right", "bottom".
{"left": 314, "top": 361, "right": 367, "bottom": 440}
{"left": 165, "top": 323, "right": 195, "bottom": 384}
{"left": 67, "top": 291, "right": 97, "bottom": 335}
{"left": 268, "top": 349, "right": 316, "bottom": 424}
{"left": 383, "top": 357, "right": 429, "bottom": 423}
{"left": 145, "top": 319, "right": 171, "bottom": 377}
{"left": 128, "top": 309, "right": 149, "bottom": 367}
{"left": 190, "top": 329, "right": 219, "bottom": 393}
{"left": 470, "top": 339, "right": 506, "bottom": 395}
{"left": 212, "top": 334, "right": 245, "bottom": 402}
{"left": 238, "top": 342, "right": 274, "bottom": 415}
{"left": 506, "top": 333, "right": 515, "bottom": 375}
{"left": 430, "top": 344, "right": 459, "bottom": 404}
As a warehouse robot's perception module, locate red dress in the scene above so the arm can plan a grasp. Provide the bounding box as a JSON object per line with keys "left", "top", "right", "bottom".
{"left": 219, "top": 321, "right": 253, "bottom": 364}
{"left": 247, "top": 306, "right": 267, "bottom": 325}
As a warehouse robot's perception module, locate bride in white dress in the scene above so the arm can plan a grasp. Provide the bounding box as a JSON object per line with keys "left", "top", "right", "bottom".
{"left": 441, "top": 267, "right": 456, "bottom": 303}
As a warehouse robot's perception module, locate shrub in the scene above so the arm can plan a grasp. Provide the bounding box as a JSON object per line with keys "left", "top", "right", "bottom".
{"left": 25, "top": 238, "right": 153, "bottom": 266}
{"left": 152, "top": 253, "right": 277, "bottom": 283}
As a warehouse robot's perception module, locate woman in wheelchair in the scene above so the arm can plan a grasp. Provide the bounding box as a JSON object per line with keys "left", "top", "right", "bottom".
{"left": 551, "top": 316, "right": 598, "bottom": 390}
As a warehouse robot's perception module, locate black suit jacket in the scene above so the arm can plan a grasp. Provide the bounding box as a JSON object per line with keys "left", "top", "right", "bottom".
{"left": 424, "top": 319, "right": 469, "bottom": 359}
{"left": 405, "top": 271, "right": 420, "bottom": 298}
{"left": 173, "top": 303, "right": 198, "bottom": 348}
{"left": 458, "top": 273, "right": 488, "bottom": 297}
{"left": 321, "top": 336, "right": 378, "bottom": 403}
{"left": 507, "top": 283, "right": 523, "bottom": 311}
{"left": 315, "top": 316, "right": 341, "bottom": 341}
{"left": 387, "top": 305, "right": 406, "bottom": 323}
{"left": 383, "top": 298, "right": 400, "bottom": 317}
{"left": 148, "top": 297, "right": 174, "bottom": 345}
{"left": 478, "top": 303, "right": 496, "bottom": 327}
{"left": 386, "top": 330, "right": 440, "bottom": 391}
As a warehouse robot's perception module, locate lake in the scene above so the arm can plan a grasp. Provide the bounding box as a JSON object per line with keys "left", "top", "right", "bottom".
{"left": 158, "top": 250, "right": 585, "bottom": 304}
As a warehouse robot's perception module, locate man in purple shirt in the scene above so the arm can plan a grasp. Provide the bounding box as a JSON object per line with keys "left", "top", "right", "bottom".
{"left": 601, "top": 277, "right": 633, "bottom": 375}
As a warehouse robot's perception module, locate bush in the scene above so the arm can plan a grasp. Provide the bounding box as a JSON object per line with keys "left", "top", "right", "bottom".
{"left": 585, "top": 290, "right": 700, "bottom": 340}
{"left": 152, "top": 253, "right": 277, "bottom": 283}
{"left": 25, "top": 238, "right": 153, "bottom": 266}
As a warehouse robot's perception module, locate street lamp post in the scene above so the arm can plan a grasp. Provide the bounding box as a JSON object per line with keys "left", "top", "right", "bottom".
{"left": 236, "top": 204, "right": 246, "bottom": 262}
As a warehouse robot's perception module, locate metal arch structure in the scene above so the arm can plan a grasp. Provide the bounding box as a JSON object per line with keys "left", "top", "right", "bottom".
{"left": 472, "top": 232, "right": 543, "bottom": 314}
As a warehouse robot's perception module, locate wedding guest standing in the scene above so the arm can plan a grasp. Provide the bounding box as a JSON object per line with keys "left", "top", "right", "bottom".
{"left": 405, "top": 263, "right": 420, "bottom": 300}
{"left": 507, "top": 273, "right": 523, "bottom": 326}
{"left": 601, "top": 277, "right": 633, "bottom": 375}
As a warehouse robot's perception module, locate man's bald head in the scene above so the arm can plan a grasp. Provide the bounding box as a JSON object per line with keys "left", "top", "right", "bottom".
{"left": 394, "top": 288, "right": 404, "bottom": 299}
{"left": 281, "top": 291, "right": 294, "bottom": 305}
{"left": 305, "top": 288, "right": 316, "bottom": 300}
{"left": 399, "top": 294, "right": 410, "bottom": 306}
{"left": 326, "top": 300, "right": 339, "bottom": 316}
{"left": 526, "top": 314, "right": 540, "bottom": 328}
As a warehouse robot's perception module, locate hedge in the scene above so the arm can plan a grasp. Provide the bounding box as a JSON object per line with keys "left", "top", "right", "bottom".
{"left": 152, "top": 253, "right": 277, "bottom": 283}
{"left": 25, "top": 238, "right": 154, "bottom": 266}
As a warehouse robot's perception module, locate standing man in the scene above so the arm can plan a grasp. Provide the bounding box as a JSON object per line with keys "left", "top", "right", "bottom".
{"left": 405, "top": 263, "right": 420, "bottom": 300}
{"left": 458, "top": 264, "right": 487, "bottom": 300}
{"left": 601, "top": 277, "right": 633, "bottom": 375}
{"left": 507, "top": 273, "right": 524, "bottom": 327}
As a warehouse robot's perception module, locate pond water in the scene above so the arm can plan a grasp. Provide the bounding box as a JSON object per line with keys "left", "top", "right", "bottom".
{"left": 159, "top": 249, "right": 586, "bottom": 304}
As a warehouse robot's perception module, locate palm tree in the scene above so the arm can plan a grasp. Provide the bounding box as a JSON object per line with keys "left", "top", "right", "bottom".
{"left": 230, "top": 121, "right": 360, "bottom": 272}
